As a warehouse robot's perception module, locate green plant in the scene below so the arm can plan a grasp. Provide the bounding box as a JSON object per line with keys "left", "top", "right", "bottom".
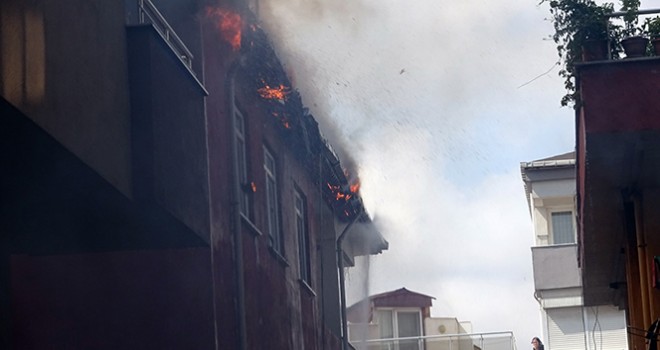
{"left": 620, "top": 0, "right": 641, "bottom": 37}
{"left": 644, "top": 16, "right": 660, "bottom": 39}
{"left": 543, "top": 0, "right": 620, "bottom": 107}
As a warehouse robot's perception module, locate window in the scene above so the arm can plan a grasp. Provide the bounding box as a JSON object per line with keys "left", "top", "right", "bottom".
{"left": 234, "top": 107, "right": 250, "bottom": 217}
{"left": 376, "top": 310, "right": 394, "bottom": 339}
{"left": 264, "top": 147, "right": 281, "bottom": 251}
{"left": 376, "top": 309, "right": 422, "bottom": 350}
{"left": 295, "top": 189, "right": 311, "bottom": 284}
{"left": 551, "top": 211, "right": 575, "bottom": 244}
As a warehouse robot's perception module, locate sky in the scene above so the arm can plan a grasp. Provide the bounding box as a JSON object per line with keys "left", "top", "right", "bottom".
{"left": 256, "top": 0, "right": 660, "bottom": 347}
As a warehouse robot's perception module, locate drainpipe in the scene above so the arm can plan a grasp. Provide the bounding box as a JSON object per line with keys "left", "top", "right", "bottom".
{"left": 633, "top": 194, "right": 652, "bottom": 327}
{"left": 337, "top": 208, "right": 364, "bottom": 350}
{"left": 228, "top": 70, "right": 247, "bottom": 350}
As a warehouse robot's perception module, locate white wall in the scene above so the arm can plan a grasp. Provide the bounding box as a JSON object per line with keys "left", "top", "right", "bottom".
{"left": 531, "top": 179, "right": 575, "bottom": 246}
{"left": 424, "top": 317, "right": 466, "bottom": 336}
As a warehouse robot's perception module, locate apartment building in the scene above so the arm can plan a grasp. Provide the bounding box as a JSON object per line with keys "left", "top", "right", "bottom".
{"left": 521, "top": 153, "right": 627, "bottom": 350}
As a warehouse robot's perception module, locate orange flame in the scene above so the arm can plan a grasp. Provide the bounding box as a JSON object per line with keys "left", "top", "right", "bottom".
{"left": 258, "top": 81, "right": 290, "bottom": 101}
{"left": 349, "top": 180, "right": 360, "bottom": 194}
{"left": 327, "top": 181, "right": 360, "bottom": 202}
{"left": 206, "top": 7, "right": 242, "bottom": 51}
{"left": 251, "top": 182, "right": 257, "bottom": 193}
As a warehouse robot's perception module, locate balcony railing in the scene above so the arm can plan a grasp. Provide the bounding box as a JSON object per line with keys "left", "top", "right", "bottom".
{"left": 606, "top": 8, "right": 660, "bottom": 19}
{"left": 136, "top": 0, "right": 194, "bottom": 70}
{"left": 125, "top": 0, "right": 206, "bottom": 93}
{"left": 351, "top": 331, "right": 516, "bottom": 350}
{"left": 600, "top": 8, "right": 660, "bottom": 60}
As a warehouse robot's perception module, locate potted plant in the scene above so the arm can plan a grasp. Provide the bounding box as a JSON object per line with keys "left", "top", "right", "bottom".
{"left": 644, "top": 16, "right": 660, "bottom": 55}
{"left": 620, "top": 0, "right": 649, "bottom": 57}
{"left": 543, "top": 0, "right": 620, "bottom": 107}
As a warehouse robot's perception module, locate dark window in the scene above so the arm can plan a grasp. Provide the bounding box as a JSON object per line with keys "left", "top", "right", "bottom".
{"left": 234, "top": 107, "right": 250, "bottom": 217}
{"left": 264, "top": 147, "right": 281, "bottom": 251}
{"left": 295, "top": 189, "right": 311, "bottom": 283}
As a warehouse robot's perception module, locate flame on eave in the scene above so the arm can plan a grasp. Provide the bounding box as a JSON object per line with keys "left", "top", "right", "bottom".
{"left": 327, "top": 178, "right": 361, "bottom": 203}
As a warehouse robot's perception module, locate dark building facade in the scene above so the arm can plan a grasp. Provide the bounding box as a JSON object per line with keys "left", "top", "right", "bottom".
{"left": 0, "top": 0, "right": 387, "bottom": 349}
{"left": 576, "top": 55, "right": 660, "bottom": 349}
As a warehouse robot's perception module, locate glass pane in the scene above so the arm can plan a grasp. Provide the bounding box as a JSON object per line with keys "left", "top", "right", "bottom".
{"left": 397, "top": 311, "right": 420, "bottom": 338}
{"left": 236, "top": 138, "right": 248, "bottom": 215}
{"left": 397, "top": 312, "right": 421, "bottom": 350}
{"left": 552, "top": 211, "right": 574, "bottom": 244}
{"left": 295, "top": 191, "right": 310, "bottom": 281}
{"left": 376, "top": 310, "right": 394, "bottom": 339}
{"left": 234, "top": 110, "right": 244, "bottom": 134}
{"left": 266, "top": 179, "right": 278, "bottom": 244}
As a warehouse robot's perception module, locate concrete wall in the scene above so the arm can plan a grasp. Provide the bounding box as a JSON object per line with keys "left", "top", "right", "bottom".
{"left": 532, "top": 244, "right": 581, "bottom": 290}
{"left": 423, "top": 318, "right": 470, "bottom": 350}
{"left": 424, "top": 317, "right": 467, "bottom": 336}
{"left": 580, "top": 60, "right": 660, "bottom": 134}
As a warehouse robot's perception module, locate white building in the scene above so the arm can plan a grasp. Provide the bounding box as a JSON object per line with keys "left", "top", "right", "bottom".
{"left": 521, "top": 152, "right": 628, "bottom": 350}
{"left": 346, "top": 288, "right": 514, "bottom": 350}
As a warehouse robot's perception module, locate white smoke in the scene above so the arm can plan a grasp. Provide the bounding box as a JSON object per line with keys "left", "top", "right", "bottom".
{"left": 253, "top": 0, "right": 593, "bottom": 343}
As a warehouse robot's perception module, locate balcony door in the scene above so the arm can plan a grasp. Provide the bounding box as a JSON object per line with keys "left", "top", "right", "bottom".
{"left": 376, "top": 309, "right": 423, "bottom": 350}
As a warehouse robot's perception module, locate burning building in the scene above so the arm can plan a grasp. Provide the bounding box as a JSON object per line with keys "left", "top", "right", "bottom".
{"left": 0, "top": 0, "right": 387, "bottom": 349}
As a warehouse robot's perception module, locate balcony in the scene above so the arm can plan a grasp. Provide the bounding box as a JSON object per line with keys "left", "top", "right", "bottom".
{"left": 531, "top": 244, "right": 581, "bottom": 291}
{"left": 125, "top": 0, "right": 211, "bottom": 242}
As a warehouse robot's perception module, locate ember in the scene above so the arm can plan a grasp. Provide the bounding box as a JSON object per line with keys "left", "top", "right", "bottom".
{"left": 271, "top": 112, "right": 291, "bottom": 129}
{"left": 251, "top": 182, "right": 257, "bottom": 192}
{"left": 205, "top": 7, "right": 242, "bottom": 51}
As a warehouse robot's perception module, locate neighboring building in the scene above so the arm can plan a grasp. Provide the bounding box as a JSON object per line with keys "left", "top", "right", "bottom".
{"left": 0, "top": 1, "right": 387, "bottom": 349}
{"left": 574, "top": 36, "right": 660, "bottom": 350}
{"left": 346, "top": 288, "right": 515, "bottom": 350}
{"left": 347, "top": 288, "right": 436, "bottom": 347}
{"left": 521, "top": 152, "right": 628, "bottom": 350}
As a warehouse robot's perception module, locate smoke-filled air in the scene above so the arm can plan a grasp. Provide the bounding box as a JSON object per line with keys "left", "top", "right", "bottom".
{"left": 253, "top": 0, "right": 586, "bottom": 344}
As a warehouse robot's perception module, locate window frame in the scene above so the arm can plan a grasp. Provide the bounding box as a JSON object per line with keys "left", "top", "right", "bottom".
{"left": 549, "top": 208, "right": 576, "bottom": 245}
{"left": 233, "top": 105, "right": 251, "bottom": 219}
{"left": 294, "top": 188, "right": 311, "bottom": 285}
{"left": 264, "top": 146, "right": 282, "bottom": 253}
{"left": 375, "top": 308, "right": 423, "bottom": 340}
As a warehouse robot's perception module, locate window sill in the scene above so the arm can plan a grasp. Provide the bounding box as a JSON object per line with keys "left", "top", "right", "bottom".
{"left": 299, "top": 279, "right": 316, "bottom": 297}
{"left": 241, "top": 214, "right": 263, "bottom": 237}
{"left": 268, "top": 245, "right": 289, "bottom": 267}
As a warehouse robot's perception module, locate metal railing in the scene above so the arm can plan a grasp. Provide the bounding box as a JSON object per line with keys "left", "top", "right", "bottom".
{"left": 350, "top": 331, "right": 516, "bottom": 350}
{"left": 137, "top": 0, "right": 194, "bottom": 70}
{"left": 606, "top": 8, "right": 660, "bottom": 19}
